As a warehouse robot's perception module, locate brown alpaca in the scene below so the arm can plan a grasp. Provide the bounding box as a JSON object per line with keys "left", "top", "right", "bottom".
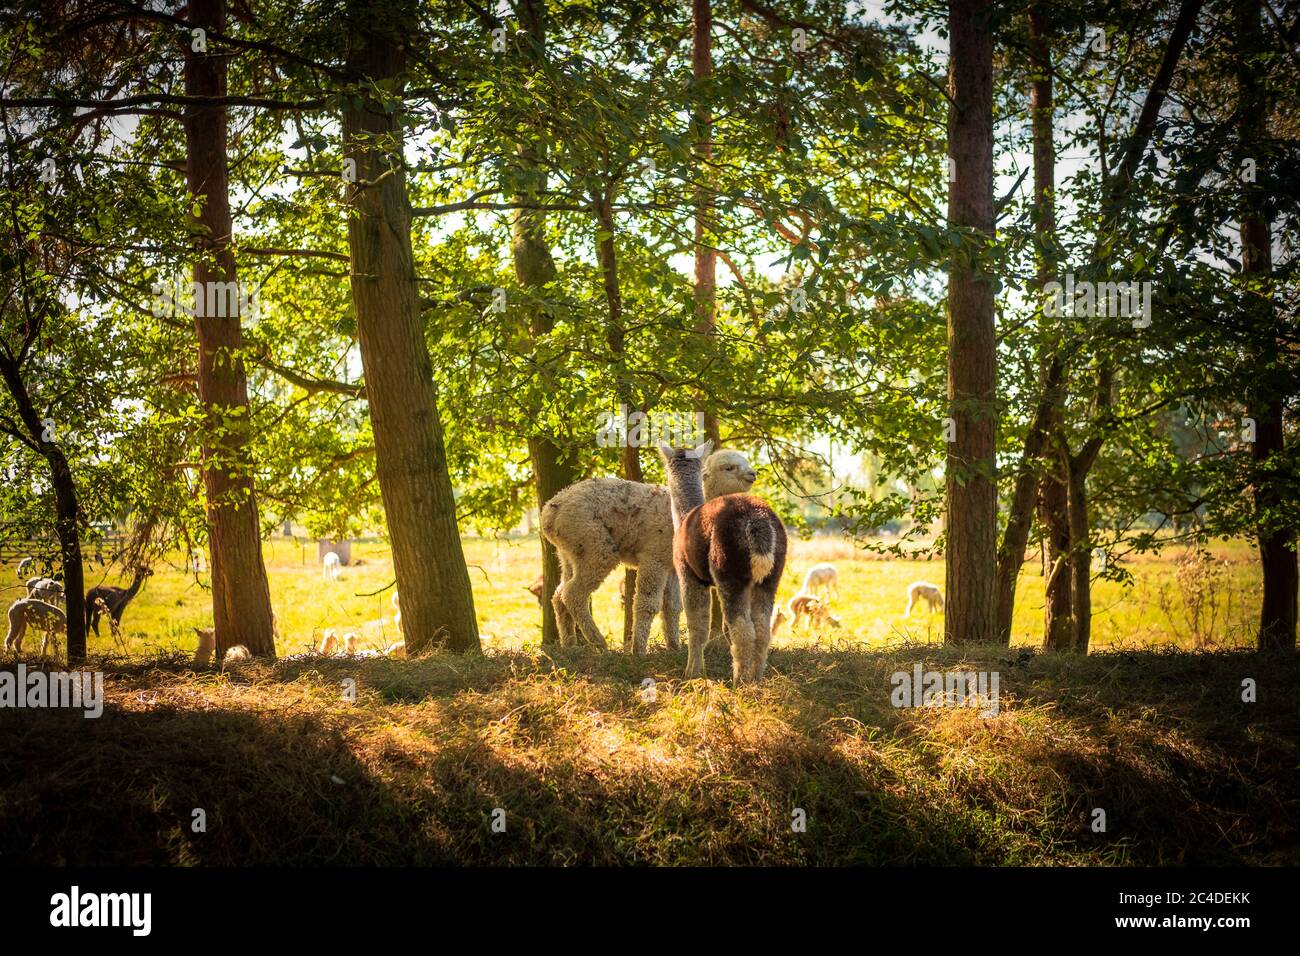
{"left": 660, "top": 442, "right": 787, "bottom": 683}
{"left": 85, "top": 567, "right": 152, "bottom": 637}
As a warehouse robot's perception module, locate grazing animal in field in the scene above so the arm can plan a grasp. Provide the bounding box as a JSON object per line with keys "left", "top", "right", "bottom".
{"left": 800, "top": 563, "right": 839, "bottom": 602}
{"left": 85, "top": 567, "right": 152, "bottom": 638}
{"left": 540, "top": 448, "right": 756, "bottom": 654}
{"left": 384, "top": 641, "right": 406, "bottom": 659}
{"left": 16, "top": 556, "right": 34, "bottom": 578}
{"left": 318, "top": 630, "right": 338, "bottom": 655}
{"left": 322, "top": 551, "right": 342, "bottom": 581}
{"left": 772, "top": 592, "right": 842, "bottom": 636}
{"left": 26, "top": 577, "right": 65, "bottom": 606}
{"left": 223, "top": 645, "right": 250, "bottom": 663}
{"left": 6, "top": 598, "right": 67, "bottom": 655}
{"left": 661, "top": 442, "right": 787, "bottom": 684}
{"left": 904, "top": 581, "right": 944, "bottom": 616}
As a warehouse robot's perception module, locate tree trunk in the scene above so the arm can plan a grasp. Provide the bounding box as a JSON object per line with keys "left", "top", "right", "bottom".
{"left": 594, "top": 194, "right": 645, "bottom": 650}
{"left": 513, "top": 0, "right": 579, "bottom": 648}
{"left": 183, "top": 0, "right": 275, "bottom": 659}
{"left": 0, "top": 357, "right": 87, "bottom": 662}
{"left": 1237, "top": 0, "right": 1296, "bottom": 650}
{"left": 1066, "top": 455, "right": 1092, "bottom": 653}
{"left": 1039, "top": 461, "right": 1073, "bottom": 651}
{"left": 342, "top": 0, "right": 479, "bottom": 654}
{"left": 944, "top": 0, "right": 998, "bottom": 646}
{"left": 995, "top": 6, "right": 1057, "bottom": 645}
{"left": 693, "top": 0, "right": 721, "bottom": 447}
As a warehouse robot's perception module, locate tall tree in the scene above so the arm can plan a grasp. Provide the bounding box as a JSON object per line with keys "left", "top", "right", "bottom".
{"left": 511, "top": 0, "right": 581, "bottom": 647}
{"left": 1237, "top": 0, "right": 1296, "bottom": 650}
{"left": 944, "top": 0, "right": 998, "bottom": 646}
{"left": 184, "top": 0, "right": 275, "bottom": 658}
{"left": 995, "top": 6, "right": 1064, "bottom": 647}
{"left": 342, "top": 0, "right": 479, "bottom": 653}
{"left": 693, "top": 0, "right": 721, "bottom": 447}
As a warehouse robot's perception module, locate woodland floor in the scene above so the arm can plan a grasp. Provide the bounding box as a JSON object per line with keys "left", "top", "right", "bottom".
{"left": 1, "top": 642, "right": 1295, "bottom": 865}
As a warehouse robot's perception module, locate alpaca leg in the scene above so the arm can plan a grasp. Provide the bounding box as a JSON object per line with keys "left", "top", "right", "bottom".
{"left": 5, "top": 608, "right": 24, "bottom": 652}
{"left": 681, "top": 575, "right": 712, "bottom": 678}
{"left": 904, "top": 592, "right": 915, "bottom": 617}
{"left": 719, "top": 585, "right": 756, "bottom": 684}
{"left": 660, "top": 571, "right": 681, "bottom": 651}
{"left": 749, "top": 585, "right": 777, "bottom": 682}
{"left": 558, "top": 556, "right": 616, "bottom": 650}
{"left": 630, "top": 564, "right": 668, "bottom": 655}
{"left": 551, "top": 552, "right": 578, "bottom": 645}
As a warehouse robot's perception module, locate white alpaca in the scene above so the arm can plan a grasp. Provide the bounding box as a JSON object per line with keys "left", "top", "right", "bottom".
{"left": 904, "top": 581, "right": 944, "bottom": 616}
{"left": 322, "top": 551, "right": 342, "bottom": 581}
{"left": 384, "top": 640, "right": 407, "bottom": 659}
{"left": 26, "top": 577, "right": 65, "bottom": 606}
{"left": 800, "top": 563, "right": 839, "bottom": 602}
{"left": 16, "top": 556, "right": 34, "bottom": 578}
{"left": 193, "top": 627, "right": 215, "bottom": 666}
{"left": 193, "top": 617, "right": 278, "bottom": 665}
{"left": 772, "top": 592, "right": 841, "bottom": 635}
{"left": 540, "top": 448, "right": 757, "bottom": 653}
{"left": 5, "top": 598, "right": 66, "bottom": 654}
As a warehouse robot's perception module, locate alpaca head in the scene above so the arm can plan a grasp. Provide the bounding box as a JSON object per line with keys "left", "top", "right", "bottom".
{"left": 658, "top": 440, "right": 712, "bottom": 525}
{"left": 703, "top": 449, "right": 757, "bottom": 498}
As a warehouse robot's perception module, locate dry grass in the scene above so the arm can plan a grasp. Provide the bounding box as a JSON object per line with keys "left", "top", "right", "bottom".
{"left": 2, "top": 644, "right": 1295, "bottom": 865}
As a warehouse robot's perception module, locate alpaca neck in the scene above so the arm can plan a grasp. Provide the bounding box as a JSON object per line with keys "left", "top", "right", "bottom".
{"left": 665, "top": 465, "right": 705, "bottom": 528}
{"left": 124, "top": 572, "right": 145, "bottom": 601}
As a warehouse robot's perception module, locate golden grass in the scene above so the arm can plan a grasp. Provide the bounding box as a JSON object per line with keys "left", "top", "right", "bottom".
{"left": 1, "top": 535, "right": 1261, "bottom": 657}
{"left": 2, "top": 644, "right": 1294, "bottom": 865}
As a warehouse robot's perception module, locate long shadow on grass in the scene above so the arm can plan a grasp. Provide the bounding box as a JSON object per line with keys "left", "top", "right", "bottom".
{"left": 1, "top": 646, "right": 1295, "bottom": 864}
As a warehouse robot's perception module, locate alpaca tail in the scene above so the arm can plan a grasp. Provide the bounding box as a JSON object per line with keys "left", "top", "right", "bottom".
{"left": 746, "top": 516, "right": 777, "bottom": 582}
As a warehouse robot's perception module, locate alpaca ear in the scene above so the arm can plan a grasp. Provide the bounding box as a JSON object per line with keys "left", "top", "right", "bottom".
{"left": 658, "top": 442, "right": 675, "bottom": 462}
{"left": 690, "top": 439, "right": 714, "bottom": 460}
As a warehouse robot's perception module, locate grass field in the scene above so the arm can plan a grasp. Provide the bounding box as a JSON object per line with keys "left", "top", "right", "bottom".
{"left": 1, "top": 535, "right": 1263, "bottom": 657}
{"left": 1, "top": 536, "right": 1290, "bottom": 866}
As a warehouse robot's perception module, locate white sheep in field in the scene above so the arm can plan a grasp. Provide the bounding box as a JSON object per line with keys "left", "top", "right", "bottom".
{"left": 800, "top": 563, "right": 839, "bottom": 602}
{"left": 322, "top": 551, "right": 342, "bottom": 581}
{"left": 16, "top": 556, "right": 34, "bottom": 578}
{"left": 540, "top": 448, "right": 757, "bottom": 654}
{"left": 5, "top": 597, "right": 66, "bottom": 654}
{"left": 771, "top": 592, "right": 841, "bottom": 636}
{"left": 904, "top": 581, "right": 944, "bottom": 616}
